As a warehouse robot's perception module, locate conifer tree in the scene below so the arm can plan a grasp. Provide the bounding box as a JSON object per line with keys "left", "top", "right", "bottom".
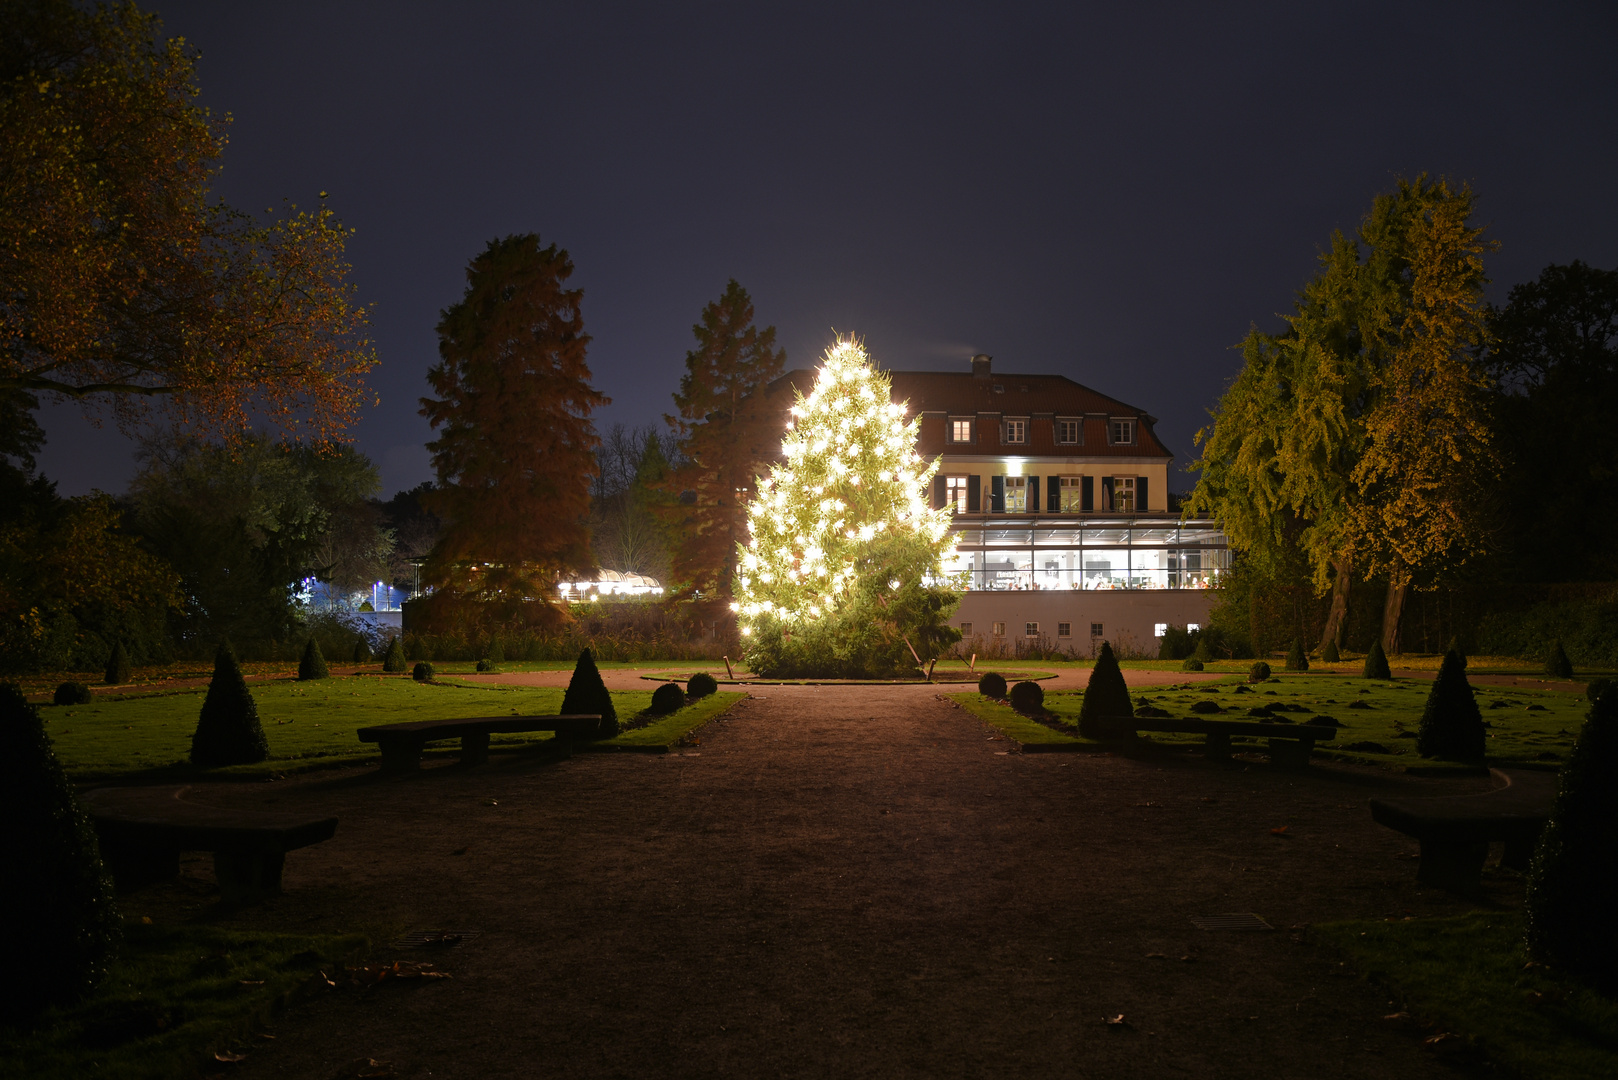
{"left": 1321, "top": 638, "right": 1341, "bottom": 663}
{"left": 104, "top": 640, "right": 131, "bottom": 685}
{"left": 1415, "top": 648, "right": 1485, "bottom": 760}
{"left": 662, "top": 280, "right": 786, "bottom": 598}
{"left": 298, "top": 637, "right": 329, "bottom": 680}
{"left": 420, "top": 235, "right": 607, "bottom": 618}
{"left": 353, "top": 637, "right": 372, "bottom": 664}
{"left": 1364, "top": 639, "right": 1392, "bottom": 679}
{"left": 381, "top": 635, "right": 406, "bottom": 672}
{"left": 734, "top": 339, "right": 959, "bottom": 678}
{"left": 1077, "top": 642, "right": 1134, "bottom": 740}
{"left": 0, "top": 681, "right": 120, "bottom": 1016}
{"left": 190, "top": 644, "right": 269, "bottom": 767}
{"left": 560, "top": 648, "right": 617, "bottom": 739}
{"left": 1545, "top": 639, "right": 1574, "bottom": 679}
{"left": 1285, "top": 639, "right": 1309, "bottom": 671}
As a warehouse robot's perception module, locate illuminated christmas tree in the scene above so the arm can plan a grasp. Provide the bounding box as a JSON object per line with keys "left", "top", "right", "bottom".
{"left": 734, "top": 338, "right": 962, "bottom": 677}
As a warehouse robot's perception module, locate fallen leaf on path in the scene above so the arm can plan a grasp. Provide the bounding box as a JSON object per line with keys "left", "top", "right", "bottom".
{"left": 1145, "top": 952, "right": 1168, "bottom": 959}
{"left": 1105, "top": 1014, "right": 1132, "bottom": 1028}
{"left": 1424, "top": 1032, "right": 1459, "bottom": 1047}
{"left": 213, "top": 1051, "right": 247, "bottom": 1063}
{"left": 1382, "top": 1011, "right": 1410, "bottom": 1022}
{"left": 1270, "top": 826, "right": 1290, "bottom": 836}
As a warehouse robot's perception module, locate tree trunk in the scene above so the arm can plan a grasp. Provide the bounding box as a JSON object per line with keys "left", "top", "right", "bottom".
{"left": 1381, "top": 578, "right": 1408, "bottom": 656}
{"left": 1318, "top": 556, "right": 1351, "bottom": 654}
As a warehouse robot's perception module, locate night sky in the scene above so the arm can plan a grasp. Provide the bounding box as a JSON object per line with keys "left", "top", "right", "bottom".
{"left": 32, "top": 1, "right": 1618, "bottom": 499}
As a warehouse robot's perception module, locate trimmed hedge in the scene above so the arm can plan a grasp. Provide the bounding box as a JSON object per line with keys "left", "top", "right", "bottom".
{"left": 103, "top": 641, "right": 131, "bottom": 686}
{"left": 190, "top": 644, "right": 268, "bottom": 768}
{"left": 650, "top": 682, "right": 686, "bottom": 714}
{"left": 1181, "top": 656, "right": 1204, "bottom": 671}
{"left": 1248, "top": 661, "right": 1271, "bottom": 683}
{"left": 54, "top": 681, "right": 92, "bottom": 706}
{"left": 1009, "top": 680, "right": 1044, "bottom": 714}
{"left": 561, "top": 648, "right": 618, "bottom": 739}
{"left": 381, "top": 636, "right": 407, "bottom": 673}
{"left": 1321, "top": 639, "right": 1341, "bottom": 664}
{"left": 1363, "top": 640, "right": 1392, "bottom": 680}
{"left": 412, "top": 662, "right": 434, "bottom": 682}
{"left": 1077, "top": 642, "right": 1133, "bottom": 740}
{"left": 1285, "top": 639, "right": 1309, "bottom": 671}
{"left": 297, "top": 638, "right": 329, "bottom": 681}
{"left": 977, "top": 671, "right": 1008, "bottom": 699}
{"left": 1545, "top": 639, "right": 1574, "bottom": 679}
{"left": 687, "top": 672, "right": 718, "bottom": 699}
{"left": 1416, "top": 649, "right": 1485, "bottom": 761}
{"left": 353, "top": 637, "right": 373, "bottom": 664}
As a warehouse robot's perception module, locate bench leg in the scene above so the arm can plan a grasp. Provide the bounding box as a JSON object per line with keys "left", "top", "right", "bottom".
{"left": 1417, "top": 840, "right": 1488, "bottom": 895}
{"left": 214, "top": 850, "right": 285, "bottom": 905}
{"left": 1268, "top": 739, "right": 1313, "bottom": 770}
{"left": 1204, "top": 732, "right": 1231, "bottom": 761}
{"left": 460, "top": 731, "right": 490, "bottom": 766}
{"left": 378, "top": 737, "right": 425, "bottom": 773}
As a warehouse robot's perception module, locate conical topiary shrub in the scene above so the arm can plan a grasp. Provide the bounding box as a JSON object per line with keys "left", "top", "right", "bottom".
{"left": 190, "top": 644, "right": 269, "bottom": 768}
{"left": 1545, "top": 639, "right": 1574, "bottom": 680}
{"left": 486, "top": 635, "right": 505, "bottom": 664}
{"left": 0, "top": 682, "right": 121, "bottom": 1018}
{"left": 650, "top": 682, "right": 685, "bottom": 714}
{"left": 298, "top": 638, "right": 329, "bottom": 681}
{"left": 1415, "top": 648, "right": 1485, "bottom": 761}
{"left": 353, "top": 637, "right": 373, "bottom": 664}
{"left": 1192, "top": 635, "right": 1212, "bottom": 662}
{"left": 381, "top": 635, "right": 407, "bottom": 673}
{"left": 1077, "top": 642, "right": 1133, "bottom": 740}
{"left": 104, "top": 641, "right": 131, "bottom": 686}
{"left": 1525, "top": 686, "right": 1618, "bottom": 986}
{"left": 1285, "top": 639, "right": 1309, "bottom": 671}
{"left": 1321, "top": 639, "right": 1341, "bottom": 664}
{"left": 978, "top": 671, "right": 1008, "bottom": 699}
{"left": 561, "top": 648, "right": 618, "bottom": 739}
{"left": 1363, "top": 639, "right": 1391, "bottom": 680}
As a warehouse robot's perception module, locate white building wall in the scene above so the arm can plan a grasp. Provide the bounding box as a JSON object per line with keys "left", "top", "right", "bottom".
{"left": 954, "top": 589, "right": 1216, "bottom": 659}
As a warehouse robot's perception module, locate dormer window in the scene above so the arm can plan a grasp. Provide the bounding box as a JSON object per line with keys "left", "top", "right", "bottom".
{"left": 950, "top": 418, "right": 974, "bottom": 443}
{"left": 1056, "top": 418, "right": 1081, "bottom": 445}
{"left": 1109, "top": 418, "right": 1135, "bottom": 445}
{"left": 1003, "top": 418, "right": 1027, "bottom": 444}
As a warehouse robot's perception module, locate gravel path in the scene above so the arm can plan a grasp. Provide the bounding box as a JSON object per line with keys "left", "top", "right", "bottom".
{"left": 161, "top": 683, "right": 1511, "bottom": 1079}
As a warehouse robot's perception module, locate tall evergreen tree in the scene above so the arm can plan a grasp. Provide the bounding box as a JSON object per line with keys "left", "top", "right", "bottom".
{"left": 420, "top": 235, "right": 607, "bottom": 618}
{"left": 661, "top": 280, "right": 786, "bottom": 598}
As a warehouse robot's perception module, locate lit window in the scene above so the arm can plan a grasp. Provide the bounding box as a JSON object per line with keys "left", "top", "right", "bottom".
{"left": 1003, "top": 475, "right": 1027, "bottom": 512}
{"left": 1188, "top": 623, "right": 1200, "bottom": 633}
{"left": 960, "top": 622, "right": 972, "bottom": 636}
{"left": 992, "top": 621, "right": 1006, "bottom": 637}
{"left": 945, "top": 475, "right": 969, "bottom": 513}
{"left": 1059, "top": 476, "right": 1084, "bottom": 511}
{"left": 1113, "top": 476, "right": 1136, "bottom": 513}
{"left": 1025, "top": 622, "right": 1039, "bottom": 637}
{"left": 1110, "top": 418, "right": 1135, "bottom": 444}
{"left": 1057, "top": 418, "right": 1080, "bottom": 444}
{"left": 1090, "top": 622, "right": 1104, "bottom": 638}
{"left": 1057, "top": 622, "right": 1071, "bottom": 637}
{"left": 1004, "top": 418, "right": 1026, "bottom": 444}
{"left": 1154, "top": 623, "right": 1168, "bottom": 638}
{"left": 950, "top": 419, "right": 974, "bottom": 442}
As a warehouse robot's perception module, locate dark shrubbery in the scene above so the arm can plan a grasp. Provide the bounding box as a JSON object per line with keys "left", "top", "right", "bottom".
{"left": 1248, "top": 661, "right": 1271, "bottom": 683}
{"left": 687, "top": 672, "right": 718, "bottom": 699}
{"left": 1157, "top": 625, "right": 1195, "bottom": 661}
{"left": 54, "top": 681, "right": 92, "bottom": 706}
{"left": 978, "top": 671, "right": 1008, "bottom": 698}
{"left": 353, "top": 638, "right": 373, "bottom": 664}
{"left": 1009, "top": 680, "right": 1044, "bottom": 714}
{"left": 1416, "top": 649, "right": 1486, "bottom": 761}
{"left": 381, "top": 636, "right": 407, "bottom": 673}
{"left": 412, "top": 662, "right": 434, "bottom": 682}
{"left": 103, "top": 641, "right": 131, "bottom": 685}
{"left": 485, "top": 636, "right": 505, "bottom": 663}
{"left": 1285, "top": 639, "right": 1309, "bottom": 671}
{"left": 1525, "top": 686, "right": 1618, "bottom": 986}
{"left": 1545, "top": 639, "right": 1574, "bottom": 679}
{"left": 0, "top": 682, "right": 121, "bottom": 1018}
{"left": 1181, "top": 656, "right": 1204, "bottom": 671}
{"left": 475, "top": 658, "right": 497, "bottom": 672}
{"left": 561, "top": 648, "right": 618, "bottom": 739}
{"left": 1077, "top": 642, "right": 1133, "bottom": 740}
{"left": 297, "top": 638, "right": 329, "bottom": 681}
{"left": 1321, "top": 639, "right": 1341, "bottom": 664}
{"left": 650, "top": 682, "right": 686, "bottom": 714}
{"left": 1363, "top": 640, "right": 1391, "bottom": 680}
{"left": 1588, "top": 678, "right": 1613, "bottom": 704}
{"left": 190, "top": 644, "right": 269, "bottom": 768}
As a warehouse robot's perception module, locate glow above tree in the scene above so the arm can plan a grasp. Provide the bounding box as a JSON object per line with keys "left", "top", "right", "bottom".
{"left": 732, "top": 338, "right": 953, "bottom": 639}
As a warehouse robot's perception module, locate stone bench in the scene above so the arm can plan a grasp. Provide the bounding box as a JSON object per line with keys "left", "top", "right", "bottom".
{"left": 1370, "top": 768, "right": 1558, "bottom": 895}
{"left": 81, "top": 785, "right": 337, "bottom": 905}
{"left": 356, "top": 714, "right": 603, "bottom": 773}
{"left": 1127, "top": 718, "right": 1336, "bottom": 768}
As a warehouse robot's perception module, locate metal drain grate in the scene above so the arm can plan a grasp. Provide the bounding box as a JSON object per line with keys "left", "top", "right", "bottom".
{"left": 389, "top": 930, "right": 481, "bottom": 949}
{"left": 1190, "top": 913, "right": 1273, "bottom": 931}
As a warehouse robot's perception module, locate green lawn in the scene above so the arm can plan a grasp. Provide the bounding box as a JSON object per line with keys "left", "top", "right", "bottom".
{"left": 1315, "top": 913, "right": 1618, "bottom": 1080}
{"left": 41, "top": 675, "right": 744, "bottom": 781}
{"left": 954, "top": 672, "right": 1592, "bottom": 768}
{"left": 0, "top": 923, "right": 366, "bottom": 1080}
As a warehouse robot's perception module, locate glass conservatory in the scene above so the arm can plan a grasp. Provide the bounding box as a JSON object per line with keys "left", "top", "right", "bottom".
{"left": 941, "top": 516, "right": 1227, "bottom": 591}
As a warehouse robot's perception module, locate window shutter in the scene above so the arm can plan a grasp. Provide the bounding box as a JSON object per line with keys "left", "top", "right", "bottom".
{"left": 1102, "top": 476, "right": 1115, "bottom": 511}
{"left": 990, "top": 475, "right": 1005, "bottom": 514}
{"left": 1026, "top": 475, "right": 1038, "bottom": 513}
{"left": 967, "top": 474, "right": 981, "bottom": 513}
{"left": 1081, "top": 475, "right": 1093, "bottom": 512}
{"left": 1138, "top": 476, "right": 1149, "bottom": 513}
{"left": 1047, "top": 475, "right": 1059, "bottom": 513}
{"left": 931, "top": 475, "right": 946, "bottom": 510}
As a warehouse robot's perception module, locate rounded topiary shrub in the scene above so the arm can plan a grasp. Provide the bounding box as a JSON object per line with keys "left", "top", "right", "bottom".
{"left": 1363, "top": 640, "right": 1392, "bottom": 680}
{"left": 54, "top": 681, "right": 92, "bottom": 706}
{"left": 0, "top": 682, "right": 121, "bottom": 1018}
{"left": 1248, "top": 661, "right": 1272, "bottom": 683}
{"left": 381, "top": 635, "right": 407, "bottom": 673}
{"left": 1321, "top": 639, "right": 1341, "bottom": 664}
{"left": 978, "top": 671, "right": 1008, "bottom": 699}
{"left": 562, "top": 648, "right": 618, "bottom": 739}
{"left": 1545, "top": 639, "right": 1574, "bottom": 680}
{"left": 687, "top": 672, "right": 719, "bottom": 699}
{"left": 190, "top": 644, "right": 269, "bottom": 768}
{"left": 353, "top": 638, "right": 373, "bottom": 664}
{"left": 1077, "top": 642, "right": 1133, "bottom": 740}
{"left": 1285, "top": 640, "right": 1309, "bottom": 672}
{"left": 1181, "top": 657, "right": 1204, "bottom": 672}
{"left": 651, "top": 682, "right": 686, "bottom": 714}
{"left": 412, "top": 661, "right": 434, "bottom": 682}
{"left": 1525, "top": 686, "right": 1618, "bottom": 986}
{"left": 1009, "top": 680, "right": 1044, "bottom": 714}
{"left": 104, "top": 641, "right": 131, "bottom": 686}
{"left": 1415, "top": 649, "right": 1485, "bottom": 761}
{"left": 298, "top": 638, "right": 329, "bottom": 681}
{"left": 475, "top": 658, "right": 497, "bottom": 673}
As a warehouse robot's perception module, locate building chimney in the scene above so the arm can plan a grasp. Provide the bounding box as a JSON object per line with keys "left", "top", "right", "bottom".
{"left": 970, "top": 353, "right": 992, "bottom": 379}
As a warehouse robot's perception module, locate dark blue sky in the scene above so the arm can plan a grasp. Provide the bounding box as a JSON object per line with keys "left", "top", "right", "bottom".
{"left": 33, "top": 1, "right": 1618, "bottom": 498}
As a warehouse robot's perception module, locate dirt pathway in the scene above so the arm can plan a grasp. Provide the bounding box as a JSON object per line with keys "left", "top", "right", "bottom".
{"left": 170, "top": 684, "right": 1508, "bottom": 1079}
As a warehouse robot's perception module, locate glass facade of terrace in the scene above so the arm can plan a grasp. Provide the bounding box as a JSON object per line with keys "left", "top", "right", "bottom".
{"left": 943, "top": 516, "right": 1228, "bottom": 591}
